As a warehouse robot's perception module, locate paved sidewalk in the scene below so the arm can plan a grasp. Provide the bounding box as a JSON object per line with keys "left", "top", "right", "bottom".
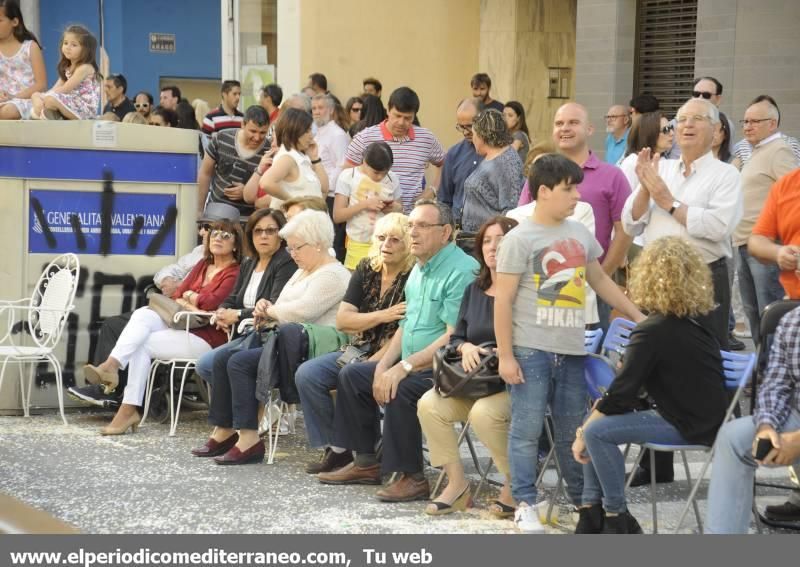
{"left": 0, "top": 407, "right": 795, "bottom": 534}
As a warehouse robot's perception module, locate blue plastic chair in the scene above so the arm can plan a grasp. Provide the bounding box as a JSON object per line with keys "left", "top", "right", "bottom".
{"left": 584, "top": 353, "right": 616, "bottom": 400}
{"left": 626, "top": 350, "right": 757, "bottom": 533}
{"left": 584, "top": 328, "right": 604, "bottom": 354}
{"left": 601, "top": 317, "right": 636, "bottom": 358}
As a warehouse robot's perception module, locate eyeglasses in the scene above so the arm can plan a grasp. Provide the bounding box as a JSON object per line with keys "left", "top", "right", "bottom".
{"left": 134, "top": 103, "right": 149, "bottom": 108}
{"left": 197, "top": 223, "right": 213, "bottom": 232}
{"left": 692, "top": 91, "right": 714, "bottom": 100}
{"left": 253, "top": 227, "right": 279, "bottom": 237}
{"left": 739, "top": 118, "right": 773, "bottom": 126}
{"left": 210, "top": 230, "right": 234, "bottom": 241}
{"left": 604, "top": 114, "right": 627, "bottom": 120}
{"left": 376, "top": 235, "right": 402, "bottom": 245}
{"left": 455, "top": 123, "right": 474, "bottom": 134}
{"left": 660, "top": 124, "right": 674, "bottom": 135}
{"left": 675, "top": 114, "right": 712, "bottom": 124}
{"left": 286, "top": 242, "right": 309, "bottom": 254}
{"left": 408, "top": 222, "right": 445, "bottom": 231}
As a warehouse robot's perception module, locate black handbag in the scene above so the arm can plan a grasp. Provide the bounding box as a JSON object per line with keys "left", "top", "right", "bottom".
{"left": 432, "top": 342, "right": 505, "bottom": 399}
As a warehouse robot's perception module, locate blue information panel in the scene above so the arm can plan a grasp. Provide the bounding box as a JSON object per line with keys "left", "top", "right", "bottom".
{"left": 29, "top": 190, "right": 177, "bottom": 256}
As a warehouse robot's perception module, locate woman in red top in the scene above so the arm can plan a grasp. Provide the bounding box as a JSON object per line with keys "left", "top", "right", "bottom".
{"left": 84, "top": 219, "right": 242, "bottom": 435}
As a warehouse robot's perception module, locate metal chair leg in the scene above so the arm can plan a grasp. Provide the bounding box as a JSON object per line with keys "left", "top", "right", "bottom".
{"left": 139, "top": 360, "right": 160, "bottom": 427}
{"left": 650, "top": 449, "right": 658, "bottom": 534}
{"left": 169, "top": 363, "right": 194, "bottom": 437}
{"left": 679, "top": 451, "right": 703, "bottom": 533}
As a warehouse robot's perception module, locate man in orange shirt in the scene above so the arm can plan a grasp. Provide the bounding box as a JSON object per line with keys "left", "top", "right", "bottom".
{"left": 749, "top": 168, "right": 800, "bottom": 301}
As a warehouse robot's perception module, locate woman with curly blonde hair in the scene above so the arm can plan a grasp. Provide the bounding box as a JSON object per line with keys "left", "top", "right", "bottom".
{"left": 570, "top": 237, "right": 729, "bottom": 534}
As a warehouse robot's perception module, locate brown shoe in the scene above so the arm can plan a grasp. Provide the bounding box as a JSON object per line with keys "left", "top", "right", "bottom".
{"left": 318, "top": 462, "right": 381, "bottom": 485}
{"left": 375, "top": 473, "right": 430, "bottom": 502}
{"left": 305, "top": 448, "right": 354, "bottom": 474}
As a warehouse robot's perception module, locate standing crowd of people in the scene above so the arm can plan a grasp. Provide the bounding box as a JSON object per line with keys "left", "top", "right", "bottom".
{"left": 3, "top": 0, "right": 800, "bottom": 535}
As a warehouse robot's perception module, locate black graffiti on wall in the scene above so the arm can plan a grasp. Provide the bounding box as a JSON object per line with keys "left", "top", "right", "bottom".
{"left": 12, "top": 170, "right": 181, "bottom": 389}
{"left": 28, "top": 169, "right": 178, "bottom": 255}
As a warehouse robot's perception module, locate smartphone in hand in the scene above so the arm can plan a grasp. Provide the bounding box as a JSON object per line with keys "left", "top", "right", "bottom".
{"left": 754, "top": 437, "right": 774, "bottom": 460}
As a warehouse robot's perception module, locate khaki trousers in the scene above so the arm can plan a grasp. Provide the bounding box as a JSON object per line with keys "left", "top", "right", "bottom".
{"left": 417, "top": 389, "right": 510, "bottom": 474}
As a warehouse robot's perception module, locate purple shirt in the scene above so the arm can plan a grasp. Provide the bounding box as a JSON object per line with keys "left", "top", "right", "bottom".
{"left": 517, "top": 151, "right": 631, "bottom": 262}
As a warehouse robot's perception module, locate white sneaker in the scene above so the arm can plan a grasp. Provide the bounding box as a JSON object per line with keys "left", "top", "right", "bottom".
{"left": 733, "top": 329, "right": 752, "bottom": 339}
{"left": 514, "top": 502, "right": 545, "bottom": 533}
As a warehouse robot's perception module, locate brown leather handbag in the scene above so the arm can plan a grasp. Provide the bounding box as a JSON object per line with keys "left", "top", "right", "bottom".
{"left": 148, "top": 294, "right": 208, "bottom": 330}
{"left": 432, "top": 342, "right": 505, "bottom": 399}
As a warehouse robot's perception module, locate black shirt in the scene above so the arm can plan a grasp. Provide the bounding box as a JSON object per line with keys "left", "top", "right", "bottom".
{"left": 449, "top": 281, "right": 496, "bottom": 348}
{"left": 596, "top": 313, "right": 728, "bottom": 446}
{"left": 103, "top": 97, "right": 136, "bottom": 120}
{"left": 486, "top": 100, "right": 505, "bottom": 113}
{"left": 342, "top": 258, "right": 410, "bottom": 355}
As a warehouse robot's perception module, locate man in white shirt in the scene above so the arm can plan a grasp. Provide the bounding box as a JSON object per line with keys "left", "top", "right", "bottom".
{"left": 622, "top": 97, "right": 743, "bottom": 349}
{"left": 313, "top": 94, "right": 351, "bottom": 259}
{"left": 312, "top": 94, "right": 350, "bottom": 189}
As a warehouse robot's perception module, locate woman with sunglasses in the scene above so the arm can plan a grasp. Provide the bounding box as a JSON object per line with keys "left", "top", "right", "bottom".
{"left": 296, "top": 213, "right": 413, "bottom": 475}
{"left": 194, "top": 208, "right": 296, "bottom": 384}
{"left": 84, "top": 220, "right": 243, "bottom": 436}
{"left": 192, "top": 209, "right": 351, "bottom": 465}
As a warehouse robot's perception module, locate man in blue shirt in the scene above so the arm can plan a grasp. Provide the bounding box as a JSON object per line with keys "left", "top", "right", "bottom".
{"left": 603, "top": 104, "right": 630, "bottom": 165}
{"left": 706, "top": 306, "right": 800, "bottom": 532}
{"left": 318, "top": 200, "right": 478, "bottom": 502}
{"left": 437, "top": 98, "right": 484, "bottom": 226}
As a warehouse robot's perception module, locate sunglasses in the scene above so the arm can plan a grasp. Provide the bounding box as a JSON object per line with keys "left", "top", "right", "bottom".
{"left": 351, "top": 106, "right": 363, "bottom": 113}
{"left": 692, "top": 91, "right": 714, "bottom": 100}
{"left": 134, "top": 103, "right": 150, "bottom": 108}
{"left": 197, "top": 223, "right": 213, "bottom": 231}
{"left": 210, "top": 230, "right": 234, "bottom": 241}
{"left": 253, "top": 227, "right": 279, "bottom": 237}
{"left": 660, "top": 124, "right": 674, "bottom": 135}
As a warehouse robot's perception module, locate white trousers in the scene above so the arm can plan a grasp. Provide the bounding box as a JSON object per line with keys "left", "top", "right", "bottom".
{"left": 109, "top": 307, "right": 212, "bottom": 406}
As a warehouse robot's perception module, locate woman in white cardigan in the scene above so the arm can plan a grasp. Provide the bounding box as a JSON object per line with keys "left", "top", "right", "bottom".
{"left": 191, "top": 210, "right": 350, "bottom": 465}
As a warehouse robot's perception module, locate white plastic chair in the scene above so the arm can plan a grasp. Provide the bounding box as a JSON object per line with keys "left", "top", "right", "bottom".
{"left": 0, "top": 253, "right": 80, "bottom": 425}
{"left": 140, "top": 309, "right": 215, "bottom": 437}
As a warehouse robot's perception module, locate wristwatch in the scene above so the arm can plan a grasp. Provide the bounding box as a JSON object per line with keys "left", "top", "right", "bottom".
{"left": 668, "top": 200, "right": 681, "bottom": 215}
{"left": 399, "top": 359, "right": 413, "bottom": 374}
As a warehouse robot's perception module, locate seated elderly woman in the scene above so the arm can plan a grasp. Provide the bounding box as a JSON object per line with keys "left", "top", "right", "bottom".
{"left": 295, "top": 213, "right": 414, "bottom": 474}
{"left": 417, "top": 216, "right": 518, "bottom": 516}
{"left": 571, "top": 236, "right": 728, "bottom": 534}
{"left": 194, "top": 208, "right": 297, "bottom": 383}
{"left": 191, "top": 210, "right": 351, "bottom": 465}
{"left": 84, "top": 220, "right": 242, "bottom": 435}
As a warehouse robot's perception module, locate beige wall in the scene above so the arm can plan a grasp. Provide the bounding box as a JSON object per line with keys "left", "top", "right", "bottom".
{"left": 481, "top": 0, "right": 578, "bottom": 150}
{"left": 297, "top": 0, "right": 481, "bottom": 149}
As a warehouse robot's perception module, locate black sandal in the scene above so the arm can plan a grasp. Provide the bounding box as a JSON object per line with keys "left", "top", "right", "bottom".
{"left": 488, "top": 500, "right": 516, "bottom": 518}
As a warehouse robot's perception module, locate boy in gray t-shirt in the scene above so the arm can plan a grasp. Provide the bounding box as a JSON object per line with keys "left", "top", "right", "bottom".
{"left": 494, "top": 154, "right": 643, "bottom": 533}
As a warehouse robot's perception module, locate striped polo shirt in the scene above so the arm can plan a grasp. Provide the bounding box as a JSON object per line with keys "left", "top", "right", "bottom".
{"left": 202, "top": 105, "right": 244, "bottom": 135}
{"left": 345, "top": 121, "right": 445, "bottom": 212}
{"left": 205, "top": 129, "right": 268, "bottom": 219}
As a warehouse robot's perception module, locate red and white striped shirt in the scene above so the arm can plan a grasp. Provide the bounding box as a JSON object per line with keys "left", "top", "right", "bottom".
{"left": 345, "top": 121, "right": 445, "bottom": 212}
{"left": 202, "top": 105, "right": 244, "bottom": 135}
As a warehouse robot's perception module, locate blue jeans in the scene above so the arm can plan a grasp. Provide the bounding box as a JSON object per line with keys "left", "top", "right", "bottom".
{"left": 737, "top": 245, "right": 785, "bottom": 346}
{"left": 706, "top": 408, "right": 800, "bottom": 533}
{"left": 581, "top": 410, "right": 688, "bottom": 513}
{"left": 508, "top": 347, "right": 587, "bottom": 506}
{"left": 295, "top": 352, "right": 342, "bottom": 448}
{"left": 195, "top": 337, "right": 240, "bottom": 382}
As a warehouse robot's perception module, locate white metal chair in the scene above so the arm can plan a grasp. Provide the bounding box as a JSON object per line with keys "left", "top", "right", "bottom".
{"left": 140, "top": 309, "right": 215, "bottom": 437}
{"left": 0, "top": 253, "right": 80, "bottom": 425}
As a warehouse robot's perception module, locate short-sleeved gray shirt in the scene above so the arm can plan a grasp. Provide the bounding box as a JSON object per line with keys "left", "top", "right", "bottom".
{"left": 496, "top": 218, "right": 603, "bottom": 355}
